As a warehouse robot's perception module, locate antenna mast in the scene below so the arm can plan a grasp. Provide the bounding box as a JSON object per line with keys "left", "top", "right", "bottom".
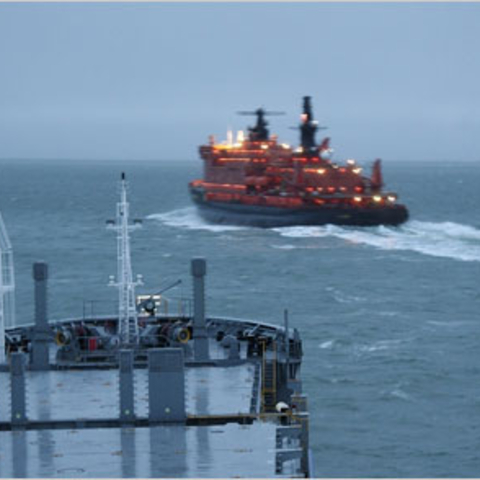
{"left": 0, "top": 210, "right": 15, "bottom": 363}
{"left": 108, "top": 173, "right": 142, "bottom": 346}
{"left": 237, "top": 108, "right": 285, "bottom": 142}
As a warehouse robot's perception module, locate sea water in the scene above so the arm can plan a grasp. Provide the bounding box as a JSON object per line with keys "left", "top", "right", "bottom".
{"left": 0, "top": 158, "right": 478, "bottom": 477}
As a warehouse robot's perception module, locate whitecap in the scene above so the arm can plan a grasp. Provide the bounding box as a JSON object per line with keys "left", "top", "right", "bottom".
{"left": 275, "top": 220, "right": 480, "bottom": 263}
{"left": 408, "top": 220, "right": 480, "bottom": 241}
{"left": 357, "top": 338, "right": 407, "bottom": 354}
{"left": 273, "top": 224, "right": 341, "bottom": 239}
{"left": 270, "top": 244, "right": 298, "bottom": 250}
{"left": 427, "top": 320, "right": 473, "bottom": 328}
{"left": 377, "top": 311, "right": 402, "bottom": 318}
{"left": 358, "top": 343, "right": 391, "bottom": 353}
{"left": 147, "top": 207, "right": 246, "bottom": 233}
{"left": 389, "top": 388, "right": 412, "bottom": 401}
{"left": 325, "top": 286, "right": 365, "bottom": 304}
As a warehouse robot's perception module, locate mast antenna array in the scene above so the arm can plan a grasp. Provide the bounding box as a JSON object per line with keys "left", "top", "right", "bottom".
{"left": 107, "top": 173, "right": 142, "bottom": 346}
{"left": 237, "top": 108, "right": 285, "bottom": 142}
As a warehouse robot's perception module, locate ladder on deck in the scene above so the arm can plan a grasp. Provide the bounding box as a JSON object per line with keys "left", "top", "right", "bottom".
{"left": 261, "top": 340, "right": 277, "bottom": 413}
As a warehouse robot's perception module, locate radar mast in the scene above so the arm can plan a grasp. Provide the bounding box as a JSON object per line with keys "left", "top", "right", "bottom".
{"left": 108, "top": 173, "right": 142, "bottom": 346}
{"left": 237, "top": 108, "right": 284, "bottom": 142}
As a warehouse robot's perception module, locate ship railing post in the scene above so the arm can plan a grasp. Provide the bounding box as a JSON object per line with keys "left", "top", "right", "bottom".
{"left": 10, "top": 352, "right": 27, "bottom": 428}
{"left": 284, "top": 309, "right": 290, "bottom": 377}
{"left": 295, "top": 411, "right": 310, "bottom": 477}
{"left": 292, "top": 393, "right": 308, "bottom": 413}
{"left": 31, "top": 262, "right": 50, "bottom": 371}
{"left": 148, "top": 348, "right": 185, "bottom": 423}
{"left": 119, "top": 349, "right": 135, "bottom": 423}
{"left": 191, "top": 258, "right": 209, "bottom": 362}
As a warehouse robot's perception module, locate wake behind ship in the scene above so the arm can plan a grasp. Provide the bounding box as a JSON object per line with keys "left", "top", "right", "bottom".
{"left": 189, "top": 97, "right": 409, "bottom": 228}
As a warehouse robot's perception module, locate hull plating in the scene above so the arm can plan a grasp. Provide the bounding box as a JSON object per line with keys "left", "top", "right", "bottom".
{"left": 191, "top": 195, "right": 409, "bottom": 228}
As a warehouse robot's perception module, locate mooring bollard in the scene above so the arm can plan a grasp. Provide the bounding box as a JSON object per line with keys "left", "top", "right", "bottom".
{"left": 119, "top": 350, "right": 135, "bottom": 423}
{"left": 148, "top": 348, "right": 185, "bottom": 422}
{"left": 221, "top": 335, "right": 240, "bottom": 361}
{"left": 191, "top": 258, "right": 209, "bottom": 361}
{"left": 10, "top": 352, "right": 26, "bottom": 426}
{"left": 31, "top": 262, "right": 50, "bottom": 371}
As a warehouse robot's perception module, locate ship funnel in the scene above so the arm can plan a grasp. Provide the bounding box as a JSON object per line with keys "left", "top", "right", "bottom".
{"left": 299, "top": 96, "right": 327, "bottom": 155}
{"left": 371, "top": 159, "right": 384, "bottom": 191}
{"left": 302, "top": 96, "right": 314, "bottom": 123}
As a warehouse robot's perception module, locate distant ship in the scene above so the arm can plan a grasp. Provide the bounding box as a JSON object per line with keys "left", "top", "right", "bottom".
{"left": 189, "top": 96, "right": 409, "bottom": 228}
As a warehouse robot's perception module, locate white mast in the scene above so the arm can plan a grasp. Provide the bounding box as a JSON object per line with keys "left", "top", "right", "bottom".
{"left": 108, "top": 173, "right": 142, "bottom": 346}
{"left": 0, "top": 210, "right": 15, "bottom": 364}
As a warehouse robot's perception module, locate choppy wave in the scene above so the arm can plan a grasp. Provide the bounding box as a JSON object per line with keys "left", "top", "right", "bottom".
{"left": 319, "top": 340, "right": 336, "bottom": 349}
{"left": 384, "top": 387, "right": 413, "bottom": 402}
{"left": 319, "top": 338, "right": 409, "bottom": 354}
{"left": 325, "top": 286, "right": 366, "bottom": 304}
{"left": 270, "top": 244, "right": 325, "bottom": 250}
{"left": 147, "top": 207, "right": 246, "bottom": 232}
{"left": 270, "top": 244, "right": 299, "bottom": 250}
{"left": 274, "top": 220, "right": 480, "bottom": 262}
{"left": 356, "top": 338, "right": 407, "bottom": 354}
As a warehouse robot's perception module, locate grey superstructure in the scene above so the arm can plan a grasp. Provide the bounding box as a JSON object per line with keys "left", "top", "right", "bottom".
{"left": 0, "top": 175, "right": 312, "bottom": 478}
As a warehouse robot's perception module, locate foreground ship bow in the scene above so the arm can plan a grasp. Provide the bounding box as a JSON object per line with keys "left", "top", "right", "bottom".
{"left": 189, "top": 97, "right": 409, "bottom": 228}
{"left": 1, "top": 175, "right": 313, "bottom": 478}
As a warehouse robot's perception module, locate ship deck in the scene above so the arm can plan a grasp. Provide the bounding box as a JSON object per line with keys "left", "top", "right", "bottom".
{"left": 0, "top": 422, "right": 279, "bottom": 478}
{"left": 0, "top": 363, "right": 257, "bottom": 421}
{"left": 0, "top": 363, "right": 302, "bottom": 478}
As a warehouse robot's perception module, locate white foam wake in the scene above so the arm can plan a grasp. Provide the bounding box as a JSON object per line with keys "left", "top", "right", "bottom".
{"left": 146, "top": 207, "right": 246, "bottom": 232}
{"left": 274, "top": 220, "right": 480, "bottom": 262}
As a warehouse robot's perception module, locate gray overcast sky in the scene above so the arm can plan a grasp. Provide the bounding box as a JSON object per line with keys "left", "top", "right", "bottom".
{"left": 0, "top": 3, "right": 479, "bottom": 162}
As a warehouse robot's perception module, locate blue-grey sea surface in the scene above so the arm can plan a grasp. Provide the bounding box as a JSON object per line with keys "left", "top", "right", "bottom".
{"left": 0, "top": 158, "right": 479, "bottom": 477}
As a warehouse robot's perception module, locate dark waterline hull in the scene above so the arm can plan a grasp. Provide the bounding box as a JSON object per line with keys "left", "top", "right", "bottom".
{"left": 191, "top": 194, "right": 409, "bottom": 228}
